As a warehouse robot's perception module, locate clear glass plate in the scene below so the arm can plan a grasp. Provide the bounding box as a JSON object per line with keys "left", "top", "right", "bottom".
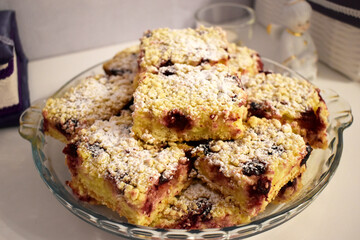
{"left": 19, "top": 58, "right": 353, "bottom": 239}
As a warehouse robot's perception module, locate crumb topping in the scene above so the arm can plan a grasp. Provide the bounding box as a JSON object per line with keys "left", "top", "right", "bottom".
{"left": 134, "top": 63, "right": 247, "bottom": 118}
{"left": 228, "top": 43, "right": 262, "bottom": 75}
{"left": 103, "top": 45, "right": 139, "bottom": 79}
{"left": 158, "top": 182, "right": 248, "bottom": 226}
{"left": 180, "top": 182, "right": 225, "bottom": 204}
{"left": 75, "top": 111, "right": 187, "bottom": 194}
{"left": 194, "top": 117, "right": 306, "bottom": 179}
{"left": 139, "top": 26, "right": 229, "bottom": 71}
{"left": 43, "top": 74, "right": 134, "bottom": 134}
{"left": 242, "top": 73, "right": 322, "bottom": 118}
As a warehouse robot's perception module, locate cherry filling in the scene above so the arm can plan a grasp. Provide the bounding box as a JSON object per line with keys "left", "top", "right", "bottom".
{"left": 253, "top": 53, "right": 264, "bottom": 72}
{"left": 160, "top": 66, "right": 176, "bottom": 76}
{"left": 63, "top": 142, "right": 78, "bottom": 157}
{"left": 247, "top": 177, "right": 272, "bottom": 208}
{"left": 267, "top": 144, "right": 285, "bottom": 156}
{"left": 159, "top": 59, "right": 174, "bottom": 67}
{"left": 259, "top": 70, "right": 273, "bottom": 75}
{"left": 299, "top": 108, "right": 326, "bottom": 134}
{"left": 106, "top": 68, "right": 133, "bottom": 76}
{"left": 277, "top": 176, "right": 300, "bottom": 200}
{"left": 199, "top": 58, "right": 210, "bottom": 64}
{"left": 284, "top": 177, "right": 298, "bottom": 189}
{"left": 242, "top": 160, "right": 267, "bottom": 176}
{"left": 63, "top": 143, "right": 80, "bottom": 176}
{"left": 200, "top": 159, "right": 270, "bottom": 212}
{"left": 162, "top": 109, "right": 194, "bottom": 132}
{"left": 55, "top": 122, "right": 69, "bottom": 138}
{"left": 142, "top": 162, "right": 190, "bottom": 215}
{"left": 55, "top": 118, "right": 79, "bottom": 139}
{"left": 248, "top": 102, "right": 269, "bottom": 119}
{"left": 158, "top": 171, "right": 171, "bottom": 185}
{"left": 177, "top": 197, "right": 213, "bottom": 229}
{"left": 301, "top": 145, "right": 313, "bottom": 166}
{"left": 121, "top": 97, "right": 134, "bottom": 111}
{"left": 195, "top": 198, "right": 212, "bottom": 219}
{"left": 42, "top": 118, "right": 49, "bottom": 132}
{"left": 88, "top": 142, "right": 106, "bottom": 158}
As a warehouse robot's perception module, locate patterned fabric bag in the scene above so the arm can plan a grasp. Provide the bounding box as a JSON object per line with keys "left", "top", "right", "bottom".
{"left": 0, "top": 10, "right": 29, "bottom": 127}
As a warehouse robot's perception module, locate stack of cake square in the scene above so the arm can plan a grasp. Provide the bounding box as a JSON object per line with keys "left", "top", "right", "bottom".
{"left": 42, "top": 26, "right": 329, "bottom": 229}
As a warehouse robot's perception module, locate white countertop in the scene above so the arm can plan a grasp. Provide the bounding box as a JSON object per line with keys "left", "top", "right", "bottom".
{"left": 1, "top": 29, "right": 359, "bottom": 240}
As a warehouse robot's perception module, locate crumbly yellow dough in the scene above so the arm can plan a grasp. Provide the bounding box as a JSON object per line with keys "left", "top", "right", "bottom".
{"left": 138, "top": 26, "right": 229, "bottom": 74}
{"left": 42, "top": 74, "right": 134, "bottom": 143}
{"left": 243, "top": 72, "right": 328, "bottom": 148}
{"left": 194, "top": 117, "right": 309, "bottom": 216}
{"left": 133, "top": 63, "right": 248, "bottom": 143}
{"left": 227, "top": 43, "right": 263, "bottom": 76}
{"left": 66, "top": 111, "right": 192, "bottom": 226}
{"left": 151, "top": 181, "right": 251, "bottom": 229}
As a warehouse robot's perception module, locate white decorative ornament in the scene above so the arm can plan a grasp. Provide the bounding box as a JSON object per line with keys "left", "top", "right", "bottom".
{"left": 280, "top": 0, "right": 318, "bottom": 80}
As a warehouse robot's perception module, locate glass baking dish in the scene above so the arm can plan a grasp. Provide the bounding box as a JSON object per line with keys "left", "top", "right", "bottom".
{"left": 19, "top": 58, "right": 353, "bottom": 239}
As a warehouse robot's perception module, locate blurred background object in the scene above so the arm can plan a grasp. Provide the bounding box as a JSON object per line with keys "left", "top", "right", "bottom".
{"left": 254, "top": 0, "right": 287, "bottom": 35}
{"left": 308, "top": 0, "right": 360, "bottom": 81}
{"left": 0, "top": 0, "right": 358, "bottom": 81}
{"left": 279, "top": 0, "right": 318, "bottom": 81}
{"left": 195, "top": 2, "right": 255, "bottom": 45}
{"left": 254, "top": 0, "right": 359, "bottom": 81}
{"left": 0, "top": 0, "right": 252, "bottom": 60}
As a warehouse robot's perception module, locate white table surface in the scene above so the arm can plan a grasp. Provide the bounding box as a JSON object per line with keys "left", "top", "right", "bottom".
{"left": 1, "top": 27, "right": 359, "bottom": 240}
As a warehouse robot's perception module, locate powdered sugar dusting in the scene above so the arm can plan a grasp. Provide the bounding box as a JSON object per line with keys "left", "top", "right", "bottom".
{"left": 134, "top": 63, "right": 246, "bottom": 118}
{"left": 242, "top": 73, "right": 321, "bottom": 118}
{"left": 228, "top": 43, "right": 261, "bottom": 75}
{"left": 43, "top": 74, "right": 134, "bottom": 135}
{"left": 194, "top": 117, "right": 306, "bottom": 179}
{"left": 139, "top": 26, "right": 229, "bottom": 70}
{"left": 76, "top": 111, "right": 186, "bottom": 194}
{"left": 152, "top": 182, "right": 250, "bottom": 228}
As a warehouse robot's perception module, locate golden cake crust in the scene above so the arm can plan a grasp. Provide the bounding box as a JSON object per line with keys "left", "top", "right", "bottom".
{"left": 138, "top": 26, "right": 229, "bottom": 74}
{"left": 63, "top": 111, "right": 192, "bottom": 226}
{"left": 133, "top": 63, "right": 248, "bottom": 143}
{"left": 243, "top": 72, "right": 329, "bottom": 148}
{"left": 151, "top": 181, "right": 250, "bottom": 229}
{"left": 228, "top": 43, "right": 263, "bottom": 76}
{"left": 194, "top": 116, "right": 310, "bottom": 216}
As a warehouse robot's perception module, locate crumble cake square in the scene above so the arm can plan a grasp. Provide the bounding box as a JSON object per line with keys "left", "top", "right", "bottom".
{"left": 243, "top": 72, "right": 329, "bottom": 148}
{"left": 42, "top": 74, "right": 134, "bottom": 143}
{"left": 194, "top": 116, "right": 311, "bottom": 216}
{"left": 132, "top": 63, "right": 248, "bottom": 143}
{"left": 150, "top": 181, "right": 250, "bottom": 229}
{"left": 63, "top": 111, "right": 192, "bottom": 226}
{"left": 138, "top": 26, "right": 229, "bottom": 76}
